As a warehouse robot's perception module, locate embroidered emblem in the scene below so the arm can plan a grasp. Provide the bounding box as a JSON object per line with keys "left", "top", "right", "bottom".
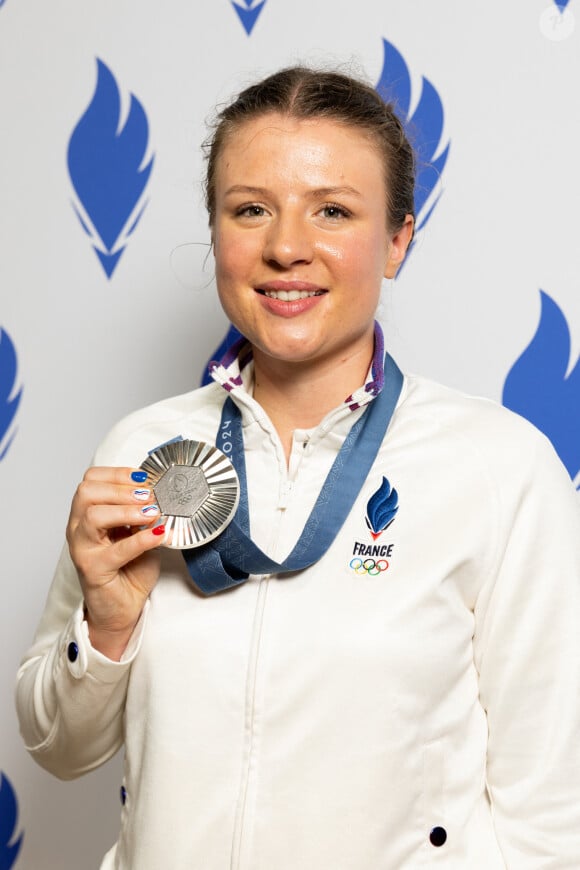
{"left": 365, "top": 476, "right": 399, "bottom": 539}
{"left": 349, "top": 477, "right": 398, "bottom": 575}
{"left": 349, "top": 557, "right": 390, "bottom": 576}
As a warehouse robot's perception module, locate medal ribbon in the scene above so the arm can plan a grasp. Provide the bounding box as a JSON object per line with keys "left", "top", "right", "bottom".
{"left": 183, "top": 353, "right": 403, "bottom": 595}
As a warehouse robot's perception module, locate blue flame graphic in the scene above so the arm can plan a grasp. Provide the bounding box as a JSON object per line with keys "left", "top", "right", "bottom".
{"left": 230, "top": 0, "right": 267, "bottom": 35}
{"left": 503, "top": 291, "right": 580, "bottom": 486}
{"left": 67, "top": 59, "right": 154, "bottom": 278}
{"left": 553, "top": 0, "right": 571, "bottom": 11}
{"left": 0, "top": 328, "right": 23, "bottom": 461}
{"left": 376, "top": 39, "right": 450, "bottom": 233}
{"left": 365, "top": 477, "right": 399, "bottom": 537}
{"left": 0, "top": 773, "right": 23, "bottom": 870}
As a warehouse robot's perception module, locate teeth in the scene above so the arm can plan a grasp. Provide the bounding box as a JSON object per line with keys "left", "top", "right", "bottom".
{"left": 263, "top": 289, "right": 321, "bottom": 300}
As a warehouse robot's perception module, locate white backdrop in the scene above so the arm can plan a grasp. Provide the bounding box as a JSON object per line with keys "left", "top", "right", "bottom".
{"left": 1, "top": 1, "right": 578, "bottom": 866}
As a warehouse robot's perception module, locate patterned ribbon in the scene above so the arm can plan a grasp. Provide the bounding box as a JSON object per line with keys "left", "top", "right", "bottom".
{"left": 182, "top": 353, "right": 403, "bottom": 595}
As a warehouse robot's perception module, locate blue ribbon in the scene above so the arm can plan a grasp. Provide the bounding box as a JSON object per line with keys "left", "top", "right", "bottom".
{"left": 183, "top": 354, "right": 403, "bottom": 594}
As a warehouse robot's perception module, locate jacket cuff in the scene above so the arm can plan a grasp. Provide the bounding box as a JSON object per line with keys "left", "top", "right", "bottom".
{"left": 61, "top": 601, "right": 149, "bottom": 682}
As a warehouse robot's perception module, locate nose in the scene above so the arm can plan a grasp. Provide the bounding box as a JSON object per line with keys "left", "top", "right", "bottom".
{"left": 262, "top": 212, "right": 314, "bottom": 269}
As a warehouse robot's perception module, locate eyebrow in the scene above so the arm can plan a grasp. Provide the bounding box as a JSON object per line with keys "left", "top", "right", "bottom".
{"left": 223, "top": 185, "right": 363, "bottom": 200}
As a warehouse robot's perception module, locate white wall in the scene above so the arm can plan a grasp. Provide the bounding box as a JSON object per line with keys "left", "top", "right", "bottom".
{"left": 1, "top": 1, "right": 578, "bottom": 866}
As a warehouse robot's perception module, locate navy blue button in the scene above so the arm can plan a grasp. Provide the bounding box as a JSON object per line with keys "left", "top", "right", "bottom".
{"left": 67, "top": 641, "right": 79, "bottom": 662}
{"left": 120, "top": 786, "right": 127, "bottom": 805}
{"left": 429, "top": 826, "right": 447, "bottom": 847}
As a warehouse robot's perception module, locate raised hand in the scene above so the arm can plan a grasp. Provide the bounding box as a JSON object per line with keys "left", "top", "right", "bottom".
{"left": 66, "top": 467, "right": 165, "bottom": 660}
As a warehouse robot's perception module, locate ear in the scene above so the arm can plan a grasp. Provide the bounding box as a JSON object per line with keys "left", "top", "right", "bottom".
{"left": 384, "top": 215, "right": 415, "bottom": 279}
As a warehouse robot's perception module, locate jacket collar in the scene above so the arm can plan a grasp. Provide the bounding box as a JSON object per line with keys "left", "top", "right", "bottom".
{"left": 208, "top": 322, "right": 387, "bottom": 438}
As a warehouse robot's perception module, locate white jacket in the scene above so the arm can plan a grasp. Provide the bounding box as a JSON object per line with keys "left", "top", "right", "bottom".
{"left": 16, "top": 351, "right": 580, "bottom": 869}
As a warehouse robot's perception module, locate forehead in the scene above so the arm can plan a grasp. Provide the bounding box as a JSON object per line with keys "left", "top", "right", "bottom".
{"left": 215, "top": 113, "right": 385, "bottom": 189}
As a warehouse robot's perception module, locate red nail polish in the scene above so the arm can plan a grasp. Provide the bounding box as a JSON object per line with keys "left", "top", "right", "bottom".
{"left": 152, "top": 524, "right": 165, "bottom": 536}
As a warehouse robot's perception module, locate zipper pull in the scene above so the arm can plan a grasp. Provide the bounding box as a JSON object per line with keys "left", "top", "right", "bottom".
{"left": 278, "top": 480, "right": 292, "bottom": 510}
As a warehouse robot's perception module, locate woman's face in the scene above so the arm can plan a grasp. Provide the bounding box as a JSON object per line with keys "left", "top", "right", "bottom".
{"left": 212, "top": 113, "right": 412, "bottom": 369}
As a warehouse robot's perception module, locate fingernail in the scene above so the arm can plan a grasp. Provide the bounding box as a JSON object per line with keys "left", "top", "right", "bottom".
{"left": 152, "top": 524, "right": 165, "bottom": 537}
{"left": 131, "top": 471, "right": 148, "bottom": 483}
{"left": 133, "top": 488, "right": 150, "bottom": 501}
{"left": 141, "top": 504, "right": 159, "bottom": 516}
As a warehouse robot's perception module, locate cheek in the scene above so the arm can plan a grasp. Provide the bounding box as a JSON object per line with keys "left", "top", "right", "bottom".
{"left": 358, "top": 227, "right": 391, "bottom": 277}
{"left": 213, "top": 234, "right": 257, "bottom": 325}
{"left": 213, "top": 231, "right": 235, "bottom": 277}
{"left": 319, "top": 232, "right": 388, "bottom": 282}
{"left": 315, "top": 238, "right": 346, "bottom": 262}
{"left": 214, "top": 229, "right": 259, "bottom": 283}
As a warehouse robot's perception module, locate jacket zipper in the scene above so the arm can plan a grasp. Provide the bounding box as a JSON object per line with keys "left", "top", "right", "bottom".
{"left": 229, "top": 576, "right": 269, "bottom": 870}
{"left": 230, "top": 441, "right": 297, "bottom": 869}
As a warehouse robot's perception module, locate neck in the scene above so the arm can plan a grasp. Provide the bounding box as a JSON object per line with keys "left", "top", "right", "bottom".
{"left": 252, "top": 343, "right": 374, "bottom": 462}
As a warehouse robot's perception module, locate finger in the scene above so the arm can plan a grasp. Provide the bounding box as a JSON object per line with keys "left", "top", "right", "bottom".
{"left": 82, "top": 466, "right": 150, "bottom": 486}
{"left": 71, "top": 479, "right": 156, "bottom": 520}
{"left": 85, "top": 523, "right": 167, "bottom": 580}
{"left": 86, "top": 502, "right": 160, "bottom": 532}
{"left": 71, "top": 502, "right": 159, "bottom": 547}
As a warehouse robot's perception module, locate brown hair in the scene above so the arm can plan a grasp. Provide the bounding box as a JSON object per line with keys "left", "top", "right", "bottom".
{"left": 203, "top": 66, "right": 415, "bottom": 236}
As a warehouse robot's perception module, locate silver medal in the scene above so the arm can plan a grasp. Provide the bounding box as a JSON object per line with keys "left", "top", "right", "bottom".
{"left": 140, "top": 440, "right": 240, "bottom": 549}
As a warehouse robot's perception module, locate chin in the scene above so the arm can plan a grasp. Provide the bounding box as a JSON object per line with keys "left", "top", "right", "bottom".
{"left": 256, "top": 336, "right": 351, "bottom": 370}
{"left": 241, "top": 323, "right": 318, "bottom": 359}
{"left": 258, "top": 342, "right": 319, "bottom": 365}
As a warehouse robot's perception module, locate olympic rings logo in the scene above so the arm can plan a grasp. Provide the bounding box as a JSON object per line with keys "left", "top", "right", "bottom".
{"left": 349, "top": 557, "right": 389, "bottom": 575}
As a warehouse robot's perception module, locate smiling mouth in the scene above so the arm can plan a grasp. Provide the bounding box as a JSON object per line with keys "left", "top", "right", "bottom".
{"left": 257, "top": 288, "right": 327, "bottom": 301}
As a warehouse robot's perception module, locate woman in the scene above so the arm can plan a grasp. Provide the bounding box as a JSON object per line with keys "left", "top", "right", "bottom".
{"left": 16, "top": 68, "right": 580, "bottom": 868}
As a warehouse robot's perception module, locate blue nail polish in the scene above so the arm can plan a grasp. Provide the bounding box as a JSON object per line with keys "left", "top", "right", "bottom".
{"left": 131, "top": 471, "right": 148, "bottom": 483}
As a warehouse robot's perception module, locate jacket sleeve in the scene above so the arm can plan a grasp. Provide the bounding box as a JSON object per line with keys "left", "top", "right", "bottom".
{"left": 15, "top": 544, "right": 148, "bottom": 780}
{"left": 473, "top": 430, "right": 580, "bottom": 867}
